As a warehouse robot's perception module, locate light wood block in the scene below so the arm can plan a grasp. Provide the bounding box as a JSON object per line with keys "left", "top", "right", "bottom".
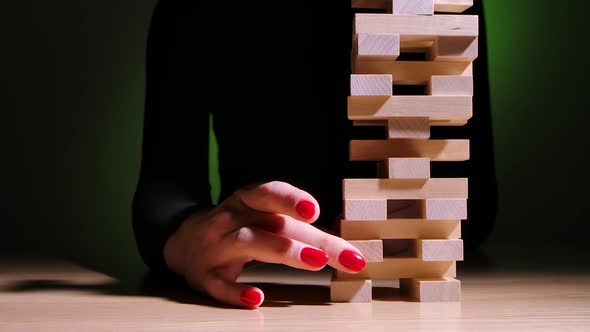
{"left": 348, "top": 96, "right": 472, "bottom": 122}
{"left": 354, "top": 14, "right": 478, "bottom": 39}
{"left": 430, "top": 37, "right": 478, "bottom": 62}
{"left": 415, "top": 239, "right": 464, "bottom": 261}
{"left": 349, "top": 240, "right": 384, "bottom": 262}
{"left": 344, "top": 178, "right": 468, "bottom": 200}
{"left": 354, "top": 119, "right": 469, "bottom": 127}
{"left": 341, "top": 219, "right": 461, "bottom": 241}
{"left": 424, "top": 199, "right": 468, "bottom": 220}
{"left": 388, "top": 118, "right": 430, "bottom": 139}
{"left": 378, "top": 158, "right": 431, "bottom": 179}
{"left": 352, "top": 0, "right": 473, "bottom": 13}
{"left": 344, "top": 199, "right": 387, "bottom": 221}
{"left": 331, "top": 276, "right": 372, "bottom": 302}
{"left": 350, "top": 139, "right": 470, "bottom": 161}
{"left": 392, "top": 0, "right": 434, "bottom": 15}
{"left": 351, "top": 75, "right": 393, "bottom": 96}
{"left": 357, "top": 33, "right": 400, "bottom": 60}
{"left": 401, "top": 278, "right": 461, "bottom": 302}
{"left": 336, "top": 258, "right": 456, "bottom": 279}
{"left": 428, "top": 75, "right": 473, "bottom": 96}
{"left": 355, "top": 60, "right": 472, "bottom": 85}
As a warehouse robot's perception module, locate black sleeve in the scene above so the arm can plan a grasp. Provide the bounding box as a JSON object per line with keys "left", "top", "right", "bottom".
{"left": 132, "top": 1, "right": 211, "bottom": 273}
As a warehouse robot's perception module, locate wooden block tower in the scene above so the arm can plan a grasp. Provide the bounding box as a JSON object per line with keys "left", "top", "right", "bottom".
{"left": 331, "top": 0, "right": 478, "bottom": 302}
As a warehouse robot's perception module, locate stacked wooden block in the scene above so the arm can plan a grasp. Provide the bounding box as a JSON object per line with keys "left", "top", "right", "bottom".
{"left": 331, "top": 0, "right": 478, "bottom": 302}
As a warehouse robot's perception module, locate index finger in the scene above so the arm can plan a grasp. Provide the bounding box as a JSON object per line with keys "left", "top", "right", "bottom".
{"left": 235, "top": 181, "right": 320, "bottom": 223}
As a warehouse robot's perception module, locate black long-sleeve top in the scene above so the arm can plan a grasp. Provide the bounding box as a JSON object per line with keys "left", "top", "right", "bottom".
{"left": 132, "top": 1, "right": 497, "bottom": 273}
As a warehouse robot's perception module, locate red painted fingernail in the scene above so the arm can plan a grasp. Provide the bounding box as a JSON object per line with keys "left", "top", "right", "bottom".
{"left": 300, "top": 247, "right": 329, "bottom": 268}
{"left": 240, "top": 289, "right": 262, "bottom": 306}
{"left": 338, "top": 250, "right": 366, "bottom": 272}
{"left": 296, "top": 200, "right": 315, "bottom": 219}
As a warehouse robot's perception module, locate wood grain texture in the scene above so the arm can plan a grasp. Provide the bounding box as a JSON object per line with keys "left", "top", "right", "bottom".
{"left": 350, "top": 139, "right": 470, "bottom": 161}
{"left": 336, "top": 258, "right": 456, "bottom": 279}
{"left": 348, "top": 95, "right": 472, "bottom": 122}
{"left": 415, "top": 239, "right": 464, "bottom": 261}
{"left": 431, "top": 36, "right": 478, "bottom": 62}
{"left": 401, "top": 277, "right": 461, "bottom": 302}
{"left": 424, "top": 199, "right": 468, "bottom": 220}
{"left": 344, "top": 199, "right": 387, "bottom": 221}
{"left": 378, "top": 158, "right": 431, "bottom": 179}
{"left": 392, "top": 0, "right": 434, "bottom": 15}
{"left": 351, "top": 75, "right": 393, "bottom": 96}
{"left": 352, "top": 0, "right": 474, "bottom": 13}
{"left": 388, "top": 118, "right": 430, "bottom": 139}
{"left": 354, "top": 14, "right": 478, "bottom": 38}
{"left": 357, "top": 33, "right": 400, "bottom": 59}
{"left": 344, "top": 178, "right": 468, "bottom": 200}
{"left": 428, "top": 75, "right": 473, "bottom": 96}
{"left": 349, "top": 240, "right": 384, "bottom": 262}
{"left": 341, "top": 219, "right": 461, "bottom": 240}
{"left": 330, "top": 276, "right": 372, "bottom": 302}
{"left": 355, "top": 60, "right": 472, "bottom": 85}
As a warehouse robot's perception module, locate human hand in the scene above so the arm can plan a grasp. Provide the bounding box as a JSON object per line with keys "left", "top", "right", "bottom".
{"left": 163, "top": 181, "right": 366, "bottom": 309}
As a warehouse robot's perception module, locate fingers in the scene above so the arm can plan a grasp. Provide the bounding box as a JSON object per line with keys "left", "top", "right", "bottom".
{"left": 236, "top": 181, "right": 320, "bottom": 223}
{"left": 251, "top": 215, "right": 367, "bottom": 274}
{"left": 201, "top": 271, "right": 264, "bottom": 309}
{"left": 224, "top": 226, "right": 329, "bottom": 271}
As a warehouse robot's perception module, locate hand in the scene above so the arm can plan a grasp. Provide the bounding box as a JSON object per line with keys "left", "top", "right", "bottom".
{"left": 163, "top": 181, "right": 366, "bottom": 309}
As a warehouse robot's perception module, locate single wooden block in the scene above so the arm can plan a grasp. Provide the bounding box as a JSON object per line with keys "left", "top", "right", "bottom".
{"left": 351, "top": 75, "right": 393, "bottom": 96}
{"left": 350, "top": 139, "right": 470, "bottom": 161}
{"left": 388, "top": 118, "right": 431, "bottom": 139}
{"left": 355, "top": 61, "right": 472, "bottom": 85}
{"left": 424, "top": 199, "right": 468, "bottom": 220}
{"left": 336, "top": 258, "right": 456, "bottom": 279}
{"left": 430, "top": 36, "right": 478, "bottom": 62}
{"left": 344, "top": 178, "right": 468, "bottom": 200}
{"left": 357, "top": 33, "right": 400, "bottom": 60}
{"left": 354, "top": 14, "right": 478, "bottom": 39}
{"left": 341, "top": 219, "right": 461, "bottom": 240}
{"left": 331, "top": 276, "right": 373, "bottom": 302}
{"left": 428, "top": 75, "right": 473, "bottom": 96}
{"left": 415, "top": 239, "right": 464, "bottom": 261}
{"left": 349, "top": 240, "right": 384, "bottom": 262}
{"left": 344, "top": 199, "right": 387, "bottom": 221}
{"left": 348, "top": 95, "right": 472, "bottom": 122}
{"left": 401, "top": 278, "right": 461, "bottom": 302}
{"left": 354, "top": 119, "right": 468, "bottom": 127}
{"left": 434, "top": 0, "right": 473, "bottom": 13}
{"left": 378, "top": 158, "right": 431, "bottom": 179}
{"left": 392, "top": 0, "right": 434, "bottom": 15}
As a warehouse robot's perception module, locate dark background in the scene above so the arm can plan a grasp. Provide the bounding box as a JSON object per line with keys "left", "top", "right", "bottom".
{"left": 2, "top": 1, "right": 589, "bottom": 277}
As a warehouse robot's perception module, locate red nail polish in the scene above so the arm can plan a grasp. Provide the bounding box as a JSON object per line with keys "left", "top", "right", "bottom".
{"left": 296, "top": 200, "right": 316, "bottom": 219}
{"left": 338, "top": 250, "right": 366, "bottom": 272}
{"left": 300, "top": 247, "right": 329, "bottom": 268}
{"left": 240, "top": 289, "right": 262, "bottom": 306}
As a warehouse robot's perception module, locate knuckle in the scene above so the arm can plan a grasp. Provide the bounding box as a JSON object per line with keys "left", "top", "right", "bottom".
{"left": 229, "top": 226, "right": 255, "bottom": 249}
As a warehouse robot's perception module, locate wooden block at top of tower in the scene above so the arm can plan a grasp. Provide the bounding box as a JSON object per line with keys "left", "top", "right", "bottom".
{"left": 349, "top": 139, "right": 470, "bottom": 161}
{"left": 354, "top": 14, "right": 478, "bottom": 39}
{"left": 352, "top": 0, "right": 473, "bottom": 13}
{"left": 401, "top": 278, "right": 461, "bottom": 302}
{"left": 348, "top": 95, "right": 472, "bottom": 122}
{"left": 343, "top": 178, "right": 468, "bottom": 200}
{"left": 351, "top": 75, "right": 393, "bottom": 96}
{"left": 336, "top": 257, "right": 456, "bottom": 279}
{"left": 429, "top": 36, "right": 478, "bottom": 62}
{"left": 392, "top": 0, "right": 434, "bottom": 15}
{"left": 354, "top": 61, "right": 472, "bottom": 85}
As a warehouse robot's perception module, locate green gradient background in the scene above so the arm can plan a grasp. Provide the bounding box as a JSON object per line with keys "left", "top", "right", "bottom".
{"left": 1, "top": 1, "right": 589, "bottom": 275}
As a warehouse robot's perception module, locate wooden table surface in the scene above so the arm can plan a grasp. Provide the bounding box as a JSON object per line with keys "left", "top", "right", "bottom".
{"left": 1, "top": 254, "right": 589, "bottom": 332}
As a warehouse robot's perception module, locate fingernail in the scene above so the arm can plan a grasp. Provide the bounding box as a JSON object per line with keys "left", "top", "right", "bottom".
{"left": 338, "top": 249, "right": 366, "bottom": 272}
{"left": 300, "top": 247, "right": 329, "bottom": 268}
{"left": 240, "top": 289, "right": 262, "bottom": 306}
{"left": 296, "top": 200, "right": 315, "bottom": 219}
